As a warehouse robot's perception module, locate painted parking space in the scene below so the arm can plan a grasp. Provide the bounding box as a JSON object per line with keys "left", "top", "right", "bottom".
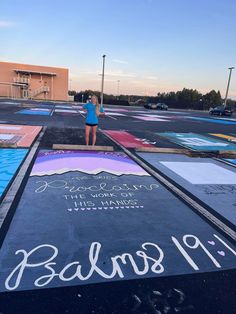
{"left": 16, "top": 108, "right": 52, "bottom": 116}
{"left": 105, "top": 108, "right": 129, "bottom": 112}
{"left": 132, "top": 115, "right": 171, "bottom": 122}
{"left": 137, "top": 152, "right": 236, "bottom": 229}
{"left": 0, "top": 149, "right": 235, "bottom": 293}
{"left": 0, "top": 124, "right": 42, "bottom": 147}
{"left": 105, "top": 112, "right": 126, "bottom": 117}
{"left": 121, "top": 130, "right": 183, "bottom": 149}
{"left": 0, "top": 134, "right": 21, "bottom": 146}
{"left": 157, "top": 132, "right": 236, "bottom": 152}
{"left": 0, "top": 102, "right": 20, "bottom": 106}
{"left": 186, "top": 116, "right": 236, "bottom": 125}
{"left": 55, "top": 105, "right": 73, "bottom": 109}
{"left": 104, "top": 130, "right": 155, "bottom": 148}
{"left": 54, "top": 109, "right": 79, "bottom": 114}
{"left": 0, "top": 148, "right": 28, "bottom": 197}
{"left": 210, "top": 133, "right": 236, "bottom": 142}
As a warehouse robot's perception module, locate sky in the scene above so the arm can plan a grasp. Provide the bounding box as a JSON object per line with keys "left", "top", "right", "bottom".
{"left": 0, "top": 0, "right": 236, "bottom": 97}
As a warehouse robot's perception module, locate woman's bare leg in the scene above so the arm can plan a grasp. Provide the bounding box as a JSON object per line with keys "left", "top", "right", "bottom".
{"left": 92, "top": 126, "right": 97, "bottom": 146}
{"left": 85, "top": 125, "right": 91, "bottom": 145}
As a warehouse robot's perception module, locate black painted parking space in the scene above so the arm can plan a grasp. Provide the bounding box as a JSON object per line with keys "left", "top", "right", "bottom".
{"left": 128, "top": 130, "right": 183, "bottom": 149}
{"left": 39, "top": 127, "right": 118, "bottom": 149}
{"left": 0, "top": 150, "right": 235, "bottom": 293}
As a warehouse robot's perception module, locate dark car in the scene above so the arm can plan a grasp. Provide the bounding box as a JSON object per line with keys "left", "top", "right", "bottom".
{"left": 156, "top": 103, "right": 168, "bottom": 110}
{"left": 144, "top": 103, "right": 157, "bottom": 109}
{"left": 144, "top": 102, "right": 168, "bottom": 110}
{"left": 209, "top": 105, "right": 232, "bottom": 116}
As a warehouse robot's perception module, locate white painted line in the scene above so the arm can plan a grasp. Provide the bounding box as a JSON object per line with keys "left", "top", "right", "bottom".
{"left": 107, "top": 115, "right": 117, "bottom": 120}
{"left": 79, "top": 111, "right": 85, "bottom": 118}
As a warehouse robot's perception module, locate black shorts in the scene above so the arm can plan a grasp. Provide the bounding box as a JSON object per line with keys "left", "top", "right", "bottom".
{"left": 86, "top": 123, "right": 98, "bottom": 127}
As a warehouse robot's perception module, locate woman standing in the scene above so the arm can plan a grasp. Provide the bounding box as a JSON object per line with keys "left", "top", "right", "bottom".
{"left": 83, "top": 95, "right": 105, "bottom": 146}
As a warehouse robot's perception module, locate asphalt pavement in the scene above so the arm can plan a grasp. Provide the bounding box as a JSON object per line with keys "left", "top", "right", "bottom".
{"left": 0, "top": 98, "right": 236, "bottom": 314}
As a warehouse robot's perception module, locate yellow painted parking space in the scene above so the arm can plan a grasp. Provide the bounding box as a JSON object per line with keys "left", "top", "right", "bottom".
{"left": 210, "top": 133, "right": 236, "bottom": 142}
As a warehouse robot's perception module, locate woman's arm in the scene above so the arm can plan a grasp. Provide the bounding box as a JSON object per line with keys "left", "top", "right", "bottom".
{"left": 83, "top": 104, "right": 88, "bottom": 113}
{"left": 99, "top": 105, "right": 105, "bottom": 115}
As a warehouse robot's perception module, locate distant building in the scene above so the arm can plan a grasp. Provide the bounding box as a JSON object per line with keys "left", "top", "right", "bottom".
{"left": 0, "top": 61, "right": 69, "bottom": 101}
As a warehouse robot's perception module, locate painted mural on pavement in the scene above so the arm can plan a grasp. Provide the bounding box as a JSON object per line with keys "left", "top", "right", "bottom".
{"left": 16, "top": 108, "right": 52, "bottom": 116}
{"left": 0, "top": 124, "right": 42, "bottom": 147}
{"left": 0, "top": 150, "right": 235, "bottom": 293}
{"left": 157, "top": 132, "right": 236, "bottom": 151}
{"left": 104, "top": 130, "right": 155, "bottom": 148}
{"left": 185, "top": 116, "right": 236, "bottom": 125}
{"left": 0, "top": 148, "right": 28, "bottom": 197}
{"left": 137, "top": 152, "right": 236, "bottom": 228}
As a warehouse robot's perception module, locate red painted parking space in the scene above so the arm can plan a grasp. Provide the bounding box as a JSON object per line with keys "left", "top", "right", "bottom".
{"left": 104, "top": 130, "right": 155, "bottom": 148}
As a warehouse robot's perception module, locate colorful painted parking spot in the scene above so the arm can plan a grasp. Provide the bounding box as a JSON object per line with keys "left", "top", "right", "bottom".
{"left": 186, "top": 116, "right": 236, "bottom": 125}
{"left": 16, "top": 108, "right": 52, "bottom": 116}
{"left": 54, "top": 109, "right": 79, "bottom": 114}
{"left": 105, "top": 108, "right": 129, "bottom": 112}
{"left": 210, "top": 134, "right": 236, "bottom": 142}
{"left": 0, "top": 148, "right": 28, "bottom": 197}
{"left": 105, "top": 112, "right": 126, "bottom": 116}
{"left": 0, "top": 150, "right": 235, "bottom": 292}
{"left": 132, "top": 115, "right": 170, "bottom": 122}
{"left": 55, "top": 105, "right": 73, "bottom": 109}
{"left": 137, "top": 152, "right": 236, "bottom": 229}
{"left": 0, "top": 102, "right": 20, "bottom": 105}
{"left": 0, "top": 134, "right": 21, "bottom": 147}
{"left": 126, "top": 130, "right": 183, "bottom": 148}
{"left": 104, "top": 130, "right": 155, "bottom": 148}
{"left": 72, "top": 105, "right": 83, "bottom": 110}
{"left": 0, "top": 124, "right": 42, "bottom": 147}
{"left": 157, "top": 132, "right": 236, "bottom": 152}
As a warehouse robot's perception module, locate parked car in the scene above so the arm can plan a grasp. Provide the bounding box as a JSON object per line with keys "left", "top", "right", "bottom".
{"left": 156, "top": 103, "right": 168, "bottom": 110}
{"left": 144, "top": 103, "right": 157, "bottom": 109}
{"left": 209, "top": 105, "right": 232, "bottom": 116}
{"left": 144, "top": 103, "right": 168, "bottom": 110}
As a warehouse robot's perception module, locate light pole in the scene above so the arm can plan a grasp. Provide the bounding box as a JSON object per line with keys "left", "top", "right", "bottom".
{"left": 117, "top": 80, "right": 120, "bottom": 100}
{"left": 223, "top": 67, "right": 234, "bottom": 107}
{"left": 100, "top": 54, "right": 106, "bottom": 106}
{"left": 82, "top": 94, "right": 84, "bottom": 103}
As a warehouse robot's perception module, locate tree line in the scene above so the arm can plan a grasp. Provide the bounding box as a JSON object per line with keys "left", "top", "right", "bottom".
{"left": 69, "top": 88, "right": 236, "bottom": 110}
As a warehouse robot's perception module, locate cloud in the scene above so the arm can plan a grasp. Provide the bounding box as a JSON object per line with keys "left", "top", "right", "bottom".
{"left": 80, "top": 70, "right": 137, "bottom": 79}
{"left": 0, "top": 20, "right": 15, "bottom": 28}
{"left": 106, "top": 70, "right": 136, "bottom": 78}
{"left": 112, "top": 59, "right": 128, "bottom": 65}
{"left": 145, "top": 76, "right": 158, "bottom": 80}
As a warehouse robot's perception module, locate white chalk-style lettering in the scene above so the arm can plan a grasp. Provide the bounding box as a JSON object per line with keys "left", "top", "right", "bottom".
{"left": 35, "top": 181, "right": 159, "bottom": 194}
{"left": 5, "top": 242, "right": 164, "bottom": 291}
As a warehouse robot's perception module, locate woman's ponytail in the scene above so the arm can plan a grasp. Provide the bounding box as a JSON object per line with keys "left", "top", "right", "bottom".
{"left": 95, "top": 97, "right": 100, "bottom": 117}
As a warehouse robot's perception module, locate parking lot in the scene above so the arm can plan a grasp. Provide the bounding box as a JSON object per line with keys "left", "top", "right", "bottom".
{"left": 0, "top": 98, "right": 236, "bottom": 314}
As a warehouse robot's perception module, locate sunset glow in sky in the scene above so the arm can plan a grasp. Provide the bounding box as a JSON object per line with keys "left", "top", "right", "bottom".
{"left": 0, "top": 0, "right": 236, "bottom": 97}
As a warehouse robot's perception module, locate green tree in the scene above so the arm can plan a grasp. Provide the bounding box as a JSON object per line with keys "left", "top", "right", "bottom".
{"left": 68, "top": 90, "right": 77, "bottom": 96}
{"left": 203, "top": 90, "right": 222, "bottom": 109}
